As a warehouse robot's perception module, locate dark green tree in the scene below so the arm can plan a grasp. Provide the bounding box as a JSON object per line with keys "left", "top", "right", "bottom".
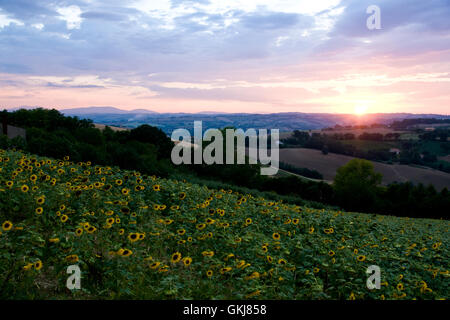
{"left": 333, "top": 159, "right": 382, "bottom": 212}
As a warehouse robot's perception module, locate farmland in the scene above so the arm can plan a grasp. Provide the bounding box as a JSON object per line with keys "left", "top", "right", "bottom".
{"left": 0, "top": 149, "right": 448, "bottom": 300}
{"left": 279, "top": 148, "right": 450, "bottom": 190}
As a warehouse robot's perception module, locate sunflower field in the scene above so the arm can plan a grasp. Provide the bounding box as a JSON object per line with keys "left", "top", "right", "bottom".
{"left": 0, "top": 149, "right": 448, "bottom": 300}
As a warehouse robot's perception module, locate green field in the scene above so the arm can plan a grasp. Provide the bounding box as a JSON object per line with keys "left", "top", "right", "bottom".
{"left": 339, "top": 140, "right": 400, "bottom": 152}
{"left": 0, "top": 149, "right": 448, "bottom": 300}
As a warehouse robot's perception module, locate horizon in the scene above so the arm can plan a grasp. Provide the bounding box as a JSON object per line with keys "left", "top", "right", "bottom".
{"left": 4, "top": 105, "right": 450, "bottom": 116}
{"left": 1, "top": 1, "right": 449, "bottom": 114}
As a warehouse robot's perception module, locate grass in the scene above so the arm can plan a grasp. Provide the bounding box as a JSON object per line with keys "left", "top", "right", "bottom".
{"left": 0, "top": 149, "right": 448, "bottom": 300}
{"left": 339, "top": 140, "right": 399, "bottom": 152}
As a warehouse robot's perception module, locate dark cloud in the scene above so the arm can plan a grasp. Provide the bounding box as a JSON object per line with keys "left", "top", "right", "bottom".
{"left": 0, "top": 0, "right": 55, "bottom": 19}
{"left": 241, "top": 12, "right": 307, "bottom": 30}
{"left": 81, "top": 11, "right": 127, "bottom": 21}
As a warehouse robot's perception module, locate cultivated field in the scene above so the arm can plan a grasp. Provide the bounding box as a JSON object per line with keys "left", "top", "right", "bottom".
{"left": 281, "top": 128, "right": 416, "bottom": 140}
{"left": 0, "top": 149, "right": 448, "bottom": 300}
{"left": 279, "top": 148, "right": 450, "bottom": 190}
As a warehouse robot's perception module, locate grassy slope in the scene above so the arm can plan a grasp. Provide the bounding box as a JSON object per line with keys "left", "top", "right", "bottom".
{"left": 279, "top": 148, "right": 450, "bottom": 190}
{"left": 0, "top": 149, "right": 448, "bottom": 300}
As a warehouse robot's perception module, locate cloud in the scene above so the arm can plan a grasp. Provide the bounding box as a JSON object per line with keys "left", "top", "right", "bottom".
{"left": 0, "top": 8, "right": 24, "bottom": 28}
{"left": 57, "top": 5, "right": 83, "bottom": 30}
{"left": 81, "top": 11, "right": 127, "bottom": 21}
{"left": 0, "top": 0, "right": 449, "bottom": 114}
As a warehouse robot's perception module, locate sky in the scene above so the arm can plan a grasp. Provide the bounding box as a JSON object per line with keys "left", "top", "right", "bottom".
{"left": 0, "top": 0, "right": 449, "bottom": 114}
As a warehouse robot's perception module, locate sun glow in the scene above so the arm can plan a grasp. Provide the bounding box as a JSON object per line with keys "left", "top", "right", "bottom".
{"left": 353, "top": 104, "right": 368, "bottom": 115}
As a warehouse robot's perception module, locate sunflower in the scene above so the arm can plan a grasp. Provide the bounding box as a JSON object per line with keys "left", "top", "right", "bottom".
{"left": 121, "top": 207, "right": 130, "bottom": 214}
{"left": 115, "top": 179, "right": 123, "bottom": 185}
{"left": 128, "top": 233, "right": 139, "bottom": 242}
{"left": 35, "top": 207, "right": 43, "bottom": 215}
{"left": 34, "top": 260, "right": 43, "bottom": 270}
{"left": 23, "top": 263, "right": 33, "bottom": 271}
{"left": 152, "top": 184, "right": 161, "bottom": 192}
{"left": 158, "top": 265, "right": 169, "bottom": 273}
{"left": 309, "top": 227, "right": 315, "bottom": 234}
{"left": 36, "top": 196, "right": 45, "bottom": 205}
{"left": 177, "top": 229, "right": 186, "bottom": 236}
{"left": 182, "top": 257, "right": 192, "bottom": 267}
{"left": 220, "top": 267, "right": 232, "bottom": 274}
{"left": 2, "top": 221, "right": 13, "bottom": 231}
{"left": 202, "top": 251, "right": 214, "bottom": 257}
{"left": 245, "top": 218, "right": 252, "bottom": 225}
{"left": 49, "top": 238, "right": 59, "bottom": 243}
{"left": 278, "top": 259, "right": 287, "bottom": 265}
{"left": 245, "top": 272, "right": 260, "bottom": 281}
{"left": 66, "top": 255, "right": 79, "bottom": 263}
{"left": 266, "top": 256, "right": 273, "bottom": 263}
{"left": 87, "top": 226, "right": 97, "bottom": 233}
{"left": 171, "top": 252, "right": 182, "bottom": 263}
{"left": 272, "top": 233, "right": 281, "bottom": 241}
{"left": 357, "top": 255, "right": 366, "bottom": 262}
{"left": 75, "top": 228, "right": 83, "bottom": 236}
{"left": 397, "top": 283, "right": 404, "bottom": 291}
{"left": 236, "top": 260, "right": 246, "bottom": 268}
{"left": 106, "top": 218, "right": 115, "bottom": 225}
{"left": 60, "top": 215, "right": 69, "bottom": 223}
{"left": 329, "top": 250, "right": 336, "bottom": 257}
{"left": 121, "top": 188, "right": 130, "bottom": 195}
{"left": 206, "top": 270, "right": 213, "bottom": 278}
{"left": 196, "top": 223, "right": 206, "bottom": 230}
{"left": 21, "top": 184, "right": 29, "bottom": 192}
{"left": 149, "top": 262, "right": 161, "bottom": 269}
{"left": 179, "top": 192, "right": 186, "bottom": 200}
{"left": 313, "top": 267, "right": 320, "bottom": 274}
{"left": 119, "top": 229, "right": 125, "bottom": 235}
{"left": 121, "top": 249, "right": 132, "bottom": 257}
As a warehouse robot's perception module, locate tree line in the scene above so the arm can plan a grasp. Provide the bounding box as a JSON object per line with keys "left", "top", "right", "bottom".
{"left": 1, "top": 108, "right": 448, "bottom": 219}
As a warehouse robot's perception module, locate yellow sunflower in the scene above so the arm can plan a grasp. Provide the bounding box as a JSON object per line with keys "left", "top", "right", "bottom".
{"left": 171, "top": 252, "right": 182, "bottom": 263}
{"left": 2, "top": 221, "right": 13, "bottom": 231}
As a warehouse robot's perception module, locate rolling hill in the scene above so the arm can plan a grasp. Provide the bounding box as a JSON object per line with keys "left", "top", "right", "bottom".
{"left": 0, "top": 149, "right": 448, "bottom": 300}
{"left": 279, "top": 148, "right": 450, "bottom": 190}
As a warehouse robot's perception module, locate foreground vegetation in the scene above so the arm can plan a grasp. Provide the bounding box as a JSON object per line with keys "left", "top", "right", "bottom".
{"left": 0, "top": 149, "right": 448, "bottom": 299}
{"left": 2, "top": 108, "right": 449, "bottom": 219}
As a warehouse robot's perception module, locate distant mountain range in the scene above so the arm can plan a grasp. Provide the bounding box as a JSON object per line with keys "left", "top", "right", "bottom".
{"left": 60, "top": 106, "right": 159, "bottom": 115}
{"left": 7, "top": 106, "right": 450, "bottom": 134}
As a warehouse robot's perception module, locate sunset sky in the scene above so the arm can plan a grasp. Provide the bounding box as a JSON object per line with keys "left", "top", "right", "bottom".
{"left": 0, "top": 0, "right": 449, "bottom": 114}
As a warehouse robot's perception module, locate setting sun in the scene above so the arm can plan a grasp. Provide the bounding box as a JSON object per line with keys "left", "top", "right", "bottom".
{"left": 354, "top": 105, "right": 368, "bottom": 115}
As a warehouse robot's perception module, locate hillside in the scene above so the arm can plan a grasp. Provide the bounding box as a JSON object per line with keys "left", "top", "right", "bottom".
{"left": 0, "top": 149, "right": 448, "bottom": 300}
{"left": 279, "top": 148, "right": 450, "bottom": 190}
{"left": 28, "top": 106, "right": 450, "bottom": 134}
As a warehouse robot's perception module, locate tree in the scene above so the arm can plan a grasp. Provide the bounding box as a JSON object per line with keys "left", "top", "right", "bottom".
{"left": 333, "top": 159, "right": 383, "bottom": 212}
{"left": 128, "top": 124, "right": 174, "bottom": 159}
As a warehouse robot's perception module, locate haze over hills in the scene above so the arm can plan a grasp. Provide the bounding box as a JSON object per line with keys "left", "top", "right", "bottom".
{"left": 4, "top": 106, "right": 450, "bottom": 134}
{"left": 60, "top": 106, "right": 159, "bottom": 115}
